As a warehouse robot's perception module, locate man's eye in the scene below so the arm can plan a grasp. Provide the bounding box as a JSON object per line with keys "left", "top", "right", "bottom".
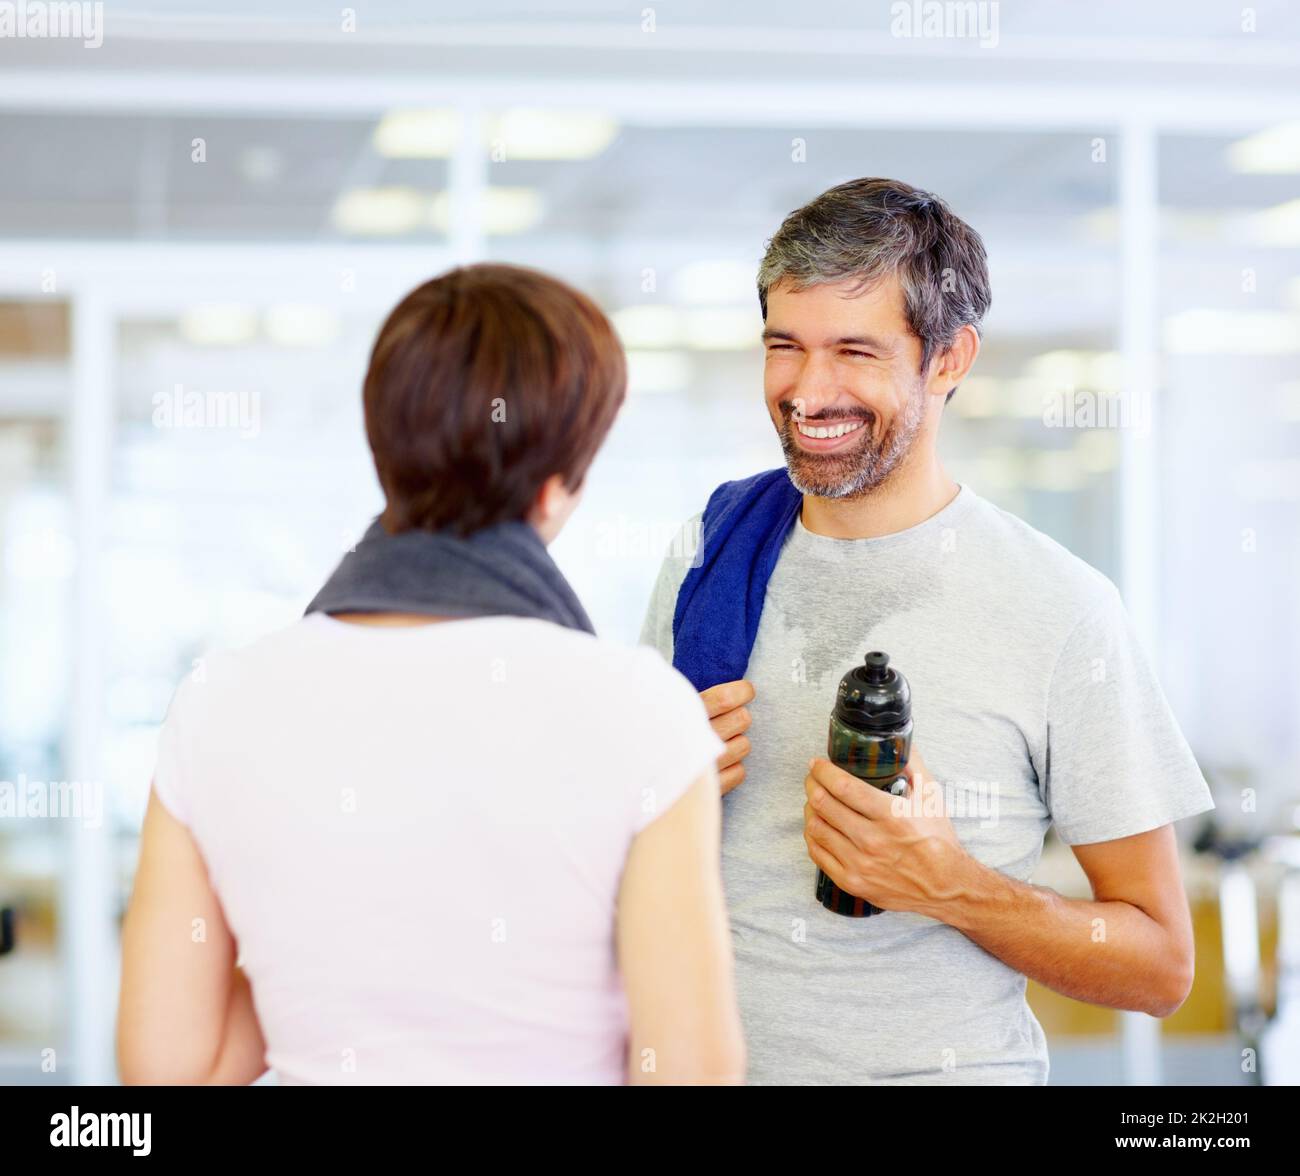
{"left": 843, "top": 350, "right": 874, "bottom": 359}
{"left": 766, "top": 344, "right": 795, "bottom": 352}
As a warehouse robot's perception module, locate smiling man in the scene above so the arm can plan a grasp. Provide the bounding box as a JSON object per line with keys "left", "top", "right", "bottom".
{"left": 639, "top": 177, "right": 1215, "bottom": 1085}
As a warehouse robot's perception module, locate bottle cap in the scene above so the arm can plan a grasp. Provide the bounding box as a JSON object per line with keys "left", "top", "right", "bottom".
{"left": 833, "top": 651, "right": 912, "bottom": 732}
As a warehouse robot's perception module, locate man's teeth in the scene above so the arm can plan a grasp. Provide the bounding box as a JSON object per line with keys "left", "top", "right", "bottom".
{"left": 796, "top": 419, "right": 865, "bottom": 440}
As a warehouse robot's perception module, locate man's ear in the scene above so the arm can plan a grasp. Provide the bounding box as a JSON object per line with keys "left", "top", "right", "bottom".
{"left": 929, "top": 324, "right": 981, "bottom": 397}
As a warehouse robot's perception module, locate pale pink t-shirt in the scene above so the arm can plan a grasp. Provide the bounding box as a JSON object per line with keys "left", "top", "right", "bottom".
{"left": 152, "top": 613, "right": 723, "bottom": 1085}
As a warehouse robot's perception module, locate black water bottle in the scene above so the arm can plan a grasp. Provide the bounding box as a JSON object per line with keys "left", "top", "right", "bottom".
{"left": 816, "top": 651, "right": 913, "bottom": 917}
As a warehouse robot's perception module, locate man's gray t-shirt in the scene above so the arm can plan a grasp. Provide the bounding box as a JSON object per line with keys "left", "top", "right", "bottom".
{"left": 639, "top": 482, "right": 1214, "bottom": 1085}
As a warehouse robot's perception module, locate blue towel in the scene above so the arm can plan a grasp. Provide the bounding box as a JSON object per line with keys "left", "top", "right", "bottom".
{"left": 671, "top": 468, "right": 802, "bottom": 692}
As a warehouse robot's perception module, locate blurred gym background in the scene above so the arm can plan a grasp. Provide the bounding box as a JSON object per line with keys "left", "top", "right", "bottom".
{"left": 0, "top": 1, "right": 1297, "bottom": 1085}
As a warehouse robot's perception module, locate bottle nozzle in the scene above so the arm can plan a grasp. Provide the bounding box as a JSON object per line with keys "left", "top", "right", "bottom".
{"left": 863, "top": 651, "right": 890, "bottom": 683}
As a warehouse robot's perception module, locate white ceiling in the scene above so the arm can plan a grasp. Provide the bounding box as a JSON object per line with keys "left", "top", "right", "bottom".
{"left": 0, "top": 2, "right": 1295, "bottom": 331}
{"left": 2, "top": 0, "right": 1299, "bottom": 85}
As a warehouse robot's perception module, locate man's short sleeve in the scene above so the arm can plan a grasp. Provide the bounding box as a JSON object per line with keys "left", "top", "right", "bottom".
{"left": 1043, "top": 586, "right": 1214, "bottom": 846}
{"left": 637, "top": 513, "right": 700, "bottom": 662}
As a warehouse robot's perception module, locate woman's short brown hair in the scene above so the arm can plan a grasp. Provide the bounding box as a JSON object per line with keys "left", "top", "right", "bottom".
{"left": 364, "top": 263, "right": 626, "bottom": 535}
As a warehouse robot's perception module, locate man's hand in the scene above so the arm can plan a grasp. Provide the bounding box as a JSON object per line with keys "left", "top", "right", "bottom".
{"left": 700, "top": 680, "right": 754, "bottom": 796}
{"left": 802, "top": 747, "right": 970, "bottom": 917}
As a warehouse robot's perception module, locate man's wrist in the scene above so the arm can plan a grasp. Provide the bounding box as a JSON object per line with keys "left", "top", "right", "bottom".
{"left": 915, "top": 840, "right": 1005, "bottom": 931}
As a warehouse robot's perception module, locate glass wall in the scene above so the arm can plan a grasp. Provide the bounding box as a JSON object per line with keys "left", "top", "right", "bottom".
{"left": 0, "top": 81, "right": 1295, "bottom": 1087}
{"left": 104, "top": 307, "right": 384, "bottom": 855}
{"left": 1157, "top": 131, "right": 1300, "bottom": 831}
{"left": 0, "top": 301, "right": 71, "bottom": 1074}
{"left": 494, "top": 124, "right": 1122, "bottom": 639}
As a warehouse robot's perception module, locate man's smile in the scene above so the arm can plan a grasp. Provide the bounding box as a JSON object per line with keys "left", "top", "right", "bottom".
{"left": 792, "top": 416, "right": 869, "bottom": 452}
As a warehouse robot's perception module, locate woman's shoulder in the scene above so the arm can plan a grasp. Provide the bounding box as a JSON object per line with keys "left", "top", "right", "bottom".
{"left": 165, "top": 615, "right": 704, "bottom": 733}
{"left": 447, "top": 617, "right": 705, "bottom": 718}
{"left": 475, "top": 617, "right": 693, "bottom": 691}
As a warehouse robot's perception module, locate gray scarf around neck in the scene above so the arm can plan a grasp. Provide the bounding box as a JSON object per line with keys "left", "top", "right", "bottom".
{"left": 304, "top": 516, "right": 595, "bottom": 635}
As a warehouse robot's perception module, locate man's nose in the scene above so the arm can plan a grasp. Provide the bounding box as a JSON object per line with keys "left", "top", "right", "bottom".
{"left": 789, "top": 354, "right": 840, "bottom": 419}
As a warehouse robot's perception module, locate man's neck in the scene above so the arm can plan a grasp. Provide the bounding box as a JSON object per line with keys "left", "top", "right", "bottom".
{"left": 800, "top": 457, "right": 960, "bottom": 540}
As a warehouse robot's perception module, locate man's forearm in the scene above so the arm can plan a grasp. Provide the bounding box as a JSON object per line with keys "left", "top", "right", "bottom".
{"left": 919, "top": 847, "right": 1188, "bottom": 1017}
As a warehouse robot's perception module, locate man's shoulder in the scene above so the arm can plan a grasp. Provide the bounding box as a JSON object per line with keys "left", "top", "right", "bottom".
{"left": 640, "top": 509, "right": 704, "bottom": 653}
{"left": 962, "top": 489, "right": 1121, "bottom": 621}
{"left": 657, "top": 465, "right": 789, "bottom": 562}
{"left": 706, "top": 466, "right": 791, "bottom": 503}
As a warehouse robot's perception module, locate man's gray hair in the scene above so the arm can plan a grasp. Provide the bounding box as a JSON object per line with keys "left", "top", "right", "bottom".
{"left": 757, "top": 178, "right": 991, "bottom": 402}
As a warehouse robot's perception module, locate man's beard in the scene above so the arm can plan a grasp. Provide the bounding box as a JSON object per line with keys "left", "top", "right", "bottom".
{"left": 776, "top": 386, "right": 927, "bottom": 500}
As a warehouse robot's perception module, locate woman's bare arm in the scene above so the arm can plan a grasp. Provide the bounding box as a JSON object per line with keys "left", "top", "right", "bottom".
{"left": 117, "top": 787, "right": 268, "bottom": 1085}
{"left": 616, "top": 766, "right": 745, "bottom": 1084}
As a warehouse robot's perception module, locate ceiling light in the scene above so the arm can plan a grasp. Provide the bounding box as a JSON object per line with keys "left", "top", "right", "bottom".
{"left": 240, "top": 146, "right": 282, "bottom": 185}
{"left": 333, "top": 187, "right": 426, "bottom": 235}
{"left": 373, "top": 109, "right": 460, "bottom": 159}
{"left": 428, "top": 187, "right": 543, "bottom": 235}
{"left": 682, "top": 308, "right": 758, "bottom": 351}
{"left": 1228, "top": 122, "right": 1300, "bottom": 174}
{"left": 1024, "top": 350, "right": 1122, "bottom": 394}
{"left": 1078, "top": 207, "right": 1118, "bottom": 244}
{"left": 264, "top": 305, "right": 339, "bottom": 348}
{"left": 1006, "top": 378, "right": 1057, "bottom": 419}
{"left": 611, "top": 306, "right": 681, "bottom": 349}
{"left": 1164, "top": 310, "right": 1300, "bottom": 355}
{"left": 179, "top": 304, "right": 258, "bottom": 347}
{"left": 1247, "top": 199, "right": 1300, "bottom": 247}
{"left": 489, "top": 109, "right": 618, "bottom": 160}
